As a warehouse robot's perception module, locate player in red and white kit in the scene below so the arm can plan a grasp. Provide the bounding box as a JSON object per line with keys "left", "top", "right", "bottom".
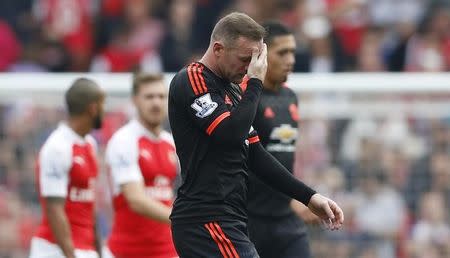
{"left": 30, "top": 78, "right": 105, "bottom": 258}
{"left": 103, "top": 73, "right": 178, "bottom": 258}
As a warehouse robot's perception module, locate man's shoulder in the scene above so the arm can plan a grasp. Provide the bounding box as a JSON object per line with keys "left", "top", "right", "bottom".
{"left": 172, "top": 62, "right": 216, "bottom": 95}
{"left": 280, "top": 84, "right": 296, "bottom": 96}
{"left": 40, "top": 127, "right": 72, "bottom": 156}
{"left": 106, "top": 122, "right": 138, "bottom": 152}
{"left": 160, "top": 130, "right": 176, "bottom": 148}
{"left": 39, "top": 129, "right": 73, "bottom": 167}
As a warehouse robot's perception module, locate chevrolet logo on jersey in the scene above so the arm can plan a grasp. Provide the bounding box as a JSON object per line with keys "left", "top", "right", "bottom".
{"left": 267, "top": 124, "right": 297, "bottom": 152}
{"left": 270, "top": 124, "right": 297, "bottom": 144}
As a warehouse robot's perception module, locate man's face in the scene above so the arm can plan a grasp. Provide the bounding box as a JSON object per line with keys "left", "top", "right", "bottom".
{"left": 133, "top": 81, "right": 168, "bottom": 128}
{"left": 266, "top": 34, "right": 296, "bottom": 85}
{"left": 217, "top": 37, "right": 262, "bottom": 84}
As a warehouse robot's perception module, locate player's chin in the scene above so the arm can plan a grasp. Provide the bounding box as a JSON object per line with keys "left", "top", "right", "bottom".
{"left": 232, "top": 73, "right": 247, "bottom": 83}
{"left": 232, "top": 76, "right": 244, "bottom": 84}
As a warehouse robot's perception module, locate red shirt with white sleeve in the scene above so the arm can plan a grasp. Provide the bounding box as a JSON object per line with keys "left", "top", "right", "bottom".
{"left": 106, "top": 120, "right": 178, "bottom": 258}
{"left": 34, "top": 123, "right": 98, "bottom": 250}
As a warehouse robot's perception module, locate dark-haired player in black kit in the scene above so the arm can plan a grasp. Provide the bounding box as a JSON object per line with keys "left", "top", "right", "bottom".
{"left": 246, "top": 21, "right": 318, "bottom": 258}
{"left": 168, "top": 12, "right": 344, "bottom": 258}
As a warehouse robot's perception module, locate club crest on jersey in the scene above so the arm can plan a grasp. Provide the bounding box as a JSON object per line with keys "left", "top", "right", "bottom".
{"left": 191, "top": 93, "right": 218, "bottom": 118}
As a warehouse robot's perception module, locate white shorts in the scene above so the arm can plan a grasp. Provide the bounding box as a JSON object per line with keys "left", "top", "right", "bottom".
{"left": 29, "top": 237, "right": 99, "bottom": 258}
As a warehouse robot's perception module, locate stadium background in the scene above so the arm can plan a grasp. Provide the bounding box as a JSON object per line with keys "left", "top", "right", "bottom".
{"left": 0, "top": 0, "right": 449, "bottom": 258}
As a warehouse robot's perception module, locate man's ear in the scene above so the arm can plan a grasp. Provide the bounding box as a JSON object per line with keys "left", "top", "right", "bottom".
{"left": 212, "top": 41, "right": 225, "bottom": 57}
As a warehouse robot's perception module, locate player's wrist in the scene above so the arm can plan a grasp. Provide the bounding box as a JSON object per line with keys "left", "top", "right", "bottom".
{"left": 246, "top": 78, "right": 263, "bottom": 90}
{"left": 303, "top": 189, "right": 318, "bottom": 206}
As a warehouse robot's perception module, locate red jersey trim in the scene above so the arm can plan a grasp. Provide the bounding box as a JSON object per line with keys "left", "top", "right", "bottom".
{"left": 206, "top": 112, "right": 230, "bottom": 135}
{"left": 204, "top": 222, "right": 240, "bottom": 258}
{"left": 248, "top": 136, "right": 260, "bottom": 144}
{"left": 187, "top": 63, "right": 208, "bottom": 95}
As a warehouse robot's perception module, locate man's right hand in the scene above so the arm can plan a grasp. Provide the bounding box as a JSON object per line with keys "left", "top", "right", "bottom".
{"left": 307, "top": 193, "right": 344, "bottom": 230}
{"left": 291, "top": 200, "right": 321, "bottom": 225}
{"left": 247, "top": 43, "right": 268, "bottom": 81}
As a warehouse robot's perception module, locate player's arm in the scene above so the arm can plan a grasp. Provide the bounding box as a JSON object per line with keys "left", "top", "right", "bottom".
{"left": 94, "top": 215, "right": 102, "bottom": 258}
{"left": 39, "top": 146, "right": 75, "bottom": 258}
{"left": 121, "top": 181, "right": 171, "bottom": 223}
{"left": 107, "top": 137, "right": 171, "bottom": 223}
{"left": 290, "top": 200, "right": 321, "bottom": 224}
{"left": 89, "top": 138, "right": 102, "bottom": 257}
{"left": 45, "top": 197, "right": 76, "bottom": 258}
{"left": 180, "top": 45, "right": 267, "bottom": 146}
{"left": 207, "top": 77, "right": 263, "bottom": 146}
{"left": 208, "top": 45, "right": 268, "bottom": 146}
{"left": 248, "top": 140, "right": 344, "bottom": 230}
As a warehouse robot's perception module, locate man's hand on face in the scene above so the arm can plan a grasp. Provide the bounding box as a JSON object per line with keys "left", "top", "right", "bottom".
{"left": 247, "top": 43, "right": 268, "bottom": 82}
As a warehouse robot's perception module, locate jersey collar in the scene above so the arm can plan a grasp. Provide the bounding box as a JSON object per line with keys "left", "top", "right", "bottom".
{"left": 58, "top": 122, "right": 89, "bottom": 144}
{"left": 130, "top": 119, "right": 162, "bottom": 141}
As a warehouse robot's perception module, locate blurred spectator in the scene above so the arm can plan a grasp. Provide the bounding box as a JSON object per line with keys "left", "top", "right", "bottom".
{"left": 380, "top": 146, "right": 411, "bottom": 193}
{"left": 295, "top": 118, "right": 331, "bottom": 176}
{"left": 339, "top": 116, "right": 377, "bottom": 160}
{"left": 353, "top": 167, "right": 407, "bottom": 258}
{"left": 91, "top": 0, "right": 164, "bottom": 72}
{"left": 90, "top": 24, "right": 141, "bottom": 72}
{"left": 33, "top": 0, "right": 96, "bottom": 71}
{"left": 124, "top": 0, "right": 164, "bottom": 59}
{"left": 408, "top": 191, "right": 450, "bottom": 258}
{"left": 368, "top": 0, "right": 424, "bottom": 28}
{"left": 0, "top": 0, "right": 35, "bottom": 42}
{"left": 406, "top": 120, "right": 450, "bottom": 217}
{"left": 0, "top": 189, "right": 38, "bottom": 258}
{"left": 357, "top": 28, "right": 386, "bottom": 72}
{"left": 411, "top": 192, "right": 450, "bottom": 245}
{"left": 190, "top": 0, "right": 231, "bottom": 51}
{"left": 160, "top": 0, "right": 196, "bottom": 72}
{"left": 8, "top": 41, "right": 47, "bottom": 72}
{"left": 405, "top": 3, "right": 450, "bottom": 71}
{"left": 320, "top": 0, "right": 369, "bottom": 69}
{"left": 0, "top": 20, "right": 22, "bottom": 71}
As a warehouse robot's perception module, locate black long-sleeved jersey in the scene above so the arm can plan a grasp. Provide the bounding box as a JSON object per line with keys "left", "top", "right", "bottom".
{"left": 248, "top": 86, "right": 300, "bottom": 218}
{"left": 168, "top": 62, "right": 315, "bottom": 225}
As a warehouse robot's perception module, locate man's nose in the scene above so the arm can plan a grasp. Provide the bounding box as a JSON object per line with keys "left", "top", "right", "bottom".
{"left": 286, "top": 53, "right": 295, "bottom": 66}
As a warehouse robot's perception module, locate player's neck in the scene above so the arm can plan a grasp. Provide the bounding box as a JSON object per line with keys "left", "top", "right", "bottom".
{"left": 199, "top": 50, "right": 223, "bottom": 80}
{"left": 138, "top": 117, "right": 162, "bottom": 137}
{"left": 67, "top": 117, "right": 91, "bottom": 137}
{"left": 264, "top": 79, "right": 281, "bottom": 92}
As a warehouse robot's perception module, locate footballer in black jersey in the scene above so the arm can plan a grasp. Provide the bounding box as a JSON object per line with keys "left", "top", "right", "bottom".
{"left": 168, "top": 13, "right": 343, "bottom": 258}
{"left": 246, "top": 21, "right": 315, "bottom": 258}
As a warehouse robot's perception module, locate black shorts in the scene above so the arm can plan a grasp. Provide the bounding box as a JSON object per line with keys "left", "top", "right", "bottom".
{"left": 247, "top": 214, "right": 311, "bottom": 258}
{"left": 171, "top": 220, "right": 260, "bottom": 258}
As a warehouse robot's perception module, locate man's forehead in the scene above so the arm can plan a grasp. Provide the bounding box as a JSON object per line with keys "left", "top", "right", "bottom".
{"left": 235, "top": 37, "right": 263, "bottom": 55}
{"left": 269, "top": 35, "right": 296, "bottom": 50}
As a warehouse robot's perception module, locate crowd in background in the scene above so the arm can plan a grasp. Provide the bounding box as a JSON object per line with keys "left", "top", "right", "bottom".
{"left": 295, "top": 111, "right": 450, "bottom": 258}
{"left": 0, "top": 0, "right": 450, "bottom": 73}
{"left": 1, "top": 0, "right": 450, "bottom": 258}
{"left": 0, "top": 95, "right": 449, "bottom": 258}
